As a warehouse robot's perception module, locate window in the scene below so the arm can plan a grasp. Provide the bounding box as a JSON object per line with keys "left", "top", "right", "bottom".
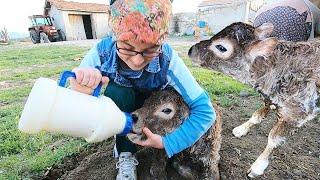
{"left": 34, "top": 17, "right": 52, "bottom": 26}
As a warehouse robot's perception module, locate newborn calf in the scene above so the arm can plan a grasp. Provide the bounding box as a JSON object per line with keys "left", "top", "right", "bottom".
{"left": 128, "top": 88, "right": 222, "bottom": 180}
{"left": 188, "top": 22, "right": 320, "bottom": 177}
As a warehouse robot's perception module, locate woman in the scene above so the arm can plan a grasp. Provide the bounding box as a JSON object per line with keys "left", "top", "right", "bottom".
{"left": 70, "top": 0, "right": 215, "bottom": 179}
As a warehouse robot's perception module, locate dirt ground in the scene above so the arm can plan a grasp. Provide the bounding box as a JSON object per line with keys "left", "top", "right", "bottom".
{"left": 41, "top": 96, "right": 320, "bottom": 180}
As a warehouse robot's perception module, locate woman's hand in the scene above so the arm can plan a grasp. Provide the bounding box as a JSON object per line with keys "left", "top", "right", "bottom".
{"left": 70, "top": 67, "right": 109, "bottom": 94}
{"left": 133, "top": 128, "right": 164, "bottom": 149}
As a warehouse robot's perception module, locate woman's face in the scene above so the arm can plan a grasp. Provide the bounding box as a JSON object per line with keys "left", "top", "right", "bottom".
{"left": 116, "top": 40, "right": 162, "bottom": 71}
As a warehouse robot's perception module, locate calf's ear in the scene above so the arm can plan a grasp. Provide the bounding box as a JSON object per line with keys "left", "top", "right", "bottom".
{"left": 254, "top": 23, "right": 274, "bottom": 40}
{"left": 246, "top": 38, "right": 278, "bottom": 60}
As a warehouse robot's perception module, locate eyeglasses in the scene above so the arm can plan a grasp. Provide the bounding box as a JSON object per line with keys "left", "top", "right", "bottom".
{"left": 116, "top": 43, "right": 162, "bottom": 58}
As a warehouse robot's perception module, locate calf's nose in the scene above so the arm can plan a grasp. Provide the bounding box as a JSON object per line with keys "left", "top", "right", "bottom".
{"left": 131, "top": 113, "right": 139, "bottom": 123}
{"left": 188, "top": 45, "right": 198, "bottom": 58}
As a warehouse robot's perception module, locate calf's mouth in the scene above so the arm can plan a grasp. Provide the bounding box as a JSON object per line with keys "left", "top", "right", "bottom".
{"left": 127, "top": 113, "right": 147, "bottom": 142}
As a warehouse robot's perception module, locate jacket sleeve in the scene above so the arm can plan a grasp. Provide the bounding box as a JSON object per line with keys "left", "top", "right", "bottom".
{"left": 79, "top": 45, "right": 101, "bottom": 68}
{"left": 162, "top": 46, "right": 216, "bottom": 158}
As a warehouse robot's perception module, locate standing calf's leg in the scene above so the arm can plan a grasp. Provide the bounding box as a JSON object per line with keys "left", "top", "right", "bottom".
{"left": 211, "top": 105, "right": 222, "bottom": 180}
{"left": 247, "top": 118, "right": 293, "bottom": 178}
{"left": 233, "top": 101, "right": 272, "bottom": 137}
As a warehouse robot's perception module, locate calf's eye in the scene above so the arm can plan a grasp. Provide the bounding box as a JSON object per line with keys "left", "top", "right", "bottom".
{"left": 210, "top": 38, "right": 235, "bottom": 60}
{"left": 162, "top": 108, "right": 172, "bottom": 114}
{"left": 215, "top": 45, "right": 227, "bottom": 53}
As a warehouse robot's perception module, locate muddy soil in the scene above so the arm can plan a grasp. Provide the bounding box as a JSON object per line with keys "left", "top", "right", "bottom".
{"left": 41, "top": 96, "right": 320, "bottom": 180}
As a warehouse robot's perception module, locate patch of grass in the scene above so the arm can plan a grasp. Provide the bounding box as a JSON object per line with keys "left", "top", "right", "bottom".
{"left": 0, "top": 138, "right": 87, "bottom": 179}
{"left": 218, "top": 95, "right": 239, "bottom": 107}
{"left": 191, "top": 67, "right": 255, "bottom": 99}
{"left": 0, "top": 104, "right": 87, "bottom": 179}
{"left": 0, "top": 46, "right": 89, "bottom": 179}
{"left": 0, "top": 104, "right": 24, "bottom": 156}
{"left": 0, "top": 62, "right": 78, "bottom": 82}
{"left": 0, "top": 103, "right": 85, "bottom": 177}
{"left": 0, "top": 46, "right": 88, "bottom": 70}
{"left": 0, "top": 87, "right": 32, "bottom": 105}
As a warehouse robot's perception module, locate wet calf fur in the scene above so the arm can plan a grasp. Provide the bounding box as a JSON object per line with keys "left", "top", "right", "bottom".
{"left": 188, "top": 22, "right": 320, "bottom": 177}
{"left": 128, "top": 89, "right": 222, "bottom": 180}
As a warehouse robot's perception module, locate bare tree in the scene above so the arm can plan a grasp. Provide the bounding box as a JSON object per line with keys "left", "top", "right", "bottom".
{"left": 0, "top": 27, "right": 9, "bottom": 44}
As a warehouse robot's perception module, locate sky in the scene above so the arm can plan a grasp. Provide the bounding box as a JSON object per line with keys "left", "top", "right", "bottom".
{"left": 0, "top": 0, "right": 202, "bottom": 33}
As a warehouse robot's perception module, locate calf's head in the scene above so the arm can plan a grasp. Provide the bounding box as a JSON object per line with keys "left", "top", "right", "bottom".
{"left": 188, "top": 22, "right": 277, "bottom": 84}
{"left": 128, "top": 89, "right": 189, "bottom": 142}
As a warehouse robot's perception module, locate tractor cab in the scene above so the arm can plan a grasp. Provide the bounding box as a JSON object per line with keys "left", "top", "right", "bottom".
{"left": 28, "top": 15, "right": 66, "bottom": 44}
{"left": 30, "top": 15, "right": 53, "bottom": 26}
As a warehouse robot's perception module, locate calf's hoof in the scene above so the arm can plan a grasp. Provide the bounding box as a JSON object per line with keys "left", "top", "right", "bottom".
{"left": 247, "top": 158, "right": 269, "bottom": 178}
{"left": 232, "top": 124, "right": 249, "bottom": 137}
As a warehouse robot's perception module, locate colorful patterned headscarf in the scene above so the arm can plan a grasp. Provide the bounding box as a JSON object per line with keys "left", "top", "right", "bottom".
{"left": 110, "top": 0, "right": 172, "bottom": 45}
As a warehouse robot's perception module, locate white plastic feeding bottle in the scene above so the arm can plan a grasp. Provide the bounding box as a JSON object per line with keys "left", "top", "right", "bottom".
{"left": 18, "top": 71, "right": 133, "bottom": 143}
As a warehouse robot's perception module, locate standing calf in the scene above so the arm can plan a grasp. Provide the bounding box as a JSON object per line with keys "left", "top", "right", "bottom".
{"left": 188, "top": 22, "right": 320, "bottom": 178}
{"left": 128, "top": 88, "right": 222, "bottom": 180}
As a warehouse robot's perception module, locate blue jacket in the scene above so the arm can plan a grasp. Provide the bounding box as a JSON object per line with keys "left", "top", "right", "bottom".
{"left": 80, "top": 36, "right": 216, "bottom": 158}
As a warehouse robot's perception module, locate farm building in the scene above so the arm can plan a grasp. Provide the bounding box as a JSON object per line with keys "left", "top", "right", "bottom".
{"left": 197, "top": 0, "right": 248, "bottom": 33}
{"left": 44, "top": 0, "right": 110, "bottom": 41}
{"left": 169, "top": 12, "right": 197, "bottom": 35}
{"left": 197, "top": 0, "right": 281, "bottom": 33}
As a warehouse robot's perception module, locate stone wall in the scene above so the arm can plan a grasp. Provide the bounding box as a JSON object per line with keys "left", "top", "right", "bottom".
{"left": 169, "top": 12, "right": 197, "bottom": 35}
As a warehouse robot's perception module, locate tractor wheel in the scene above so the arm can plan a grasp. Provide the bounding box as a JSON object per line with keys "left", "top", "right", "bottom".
{"left": 58, "top": 30, "right": 66, "bottom": 41}
{"left": 40, "top": 32, "right": 50, "bottom": 43}
{"left": 29, "top": 29, "right": 40, "bottom": 44}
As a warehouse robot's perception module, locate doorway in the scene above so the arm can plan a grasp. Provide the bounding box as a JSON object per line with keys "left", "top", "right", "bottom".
{"left": 82, "top": 15, "right": 93, "bottom": 39}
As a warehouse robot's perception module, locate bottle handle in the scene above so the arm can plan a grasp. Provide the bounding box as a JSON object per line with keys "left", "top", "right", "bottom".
{"left": 58, "top": 70, "right": 102, "bottom": 97}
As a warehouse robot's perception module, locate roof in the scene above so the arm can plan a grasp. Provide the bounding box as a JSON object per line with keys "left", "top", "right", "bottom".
{"left": 198, "top": 0, "right": 235, "bottom": 7}
{"left": 45, "top": 0, "right": 109, "bottom": 13}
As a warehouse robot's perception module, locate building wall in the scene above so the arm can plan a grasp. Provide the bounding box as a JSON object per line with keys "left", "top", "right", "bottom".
{"left": 49, "top": 6, "right": 67, "bottom": 35}
{"left": 48, "top": 6, "right": 110, "bottom": 40}
{"left": 91, "top": 13, "right": 110, "bottom": 39}
{"left": 67, "top": 14, "right": 87, "bottom": 40}
{"left": 169, "top": 12, "right": 197, "bottom": 35}
{"left": 198, "top": 1, "right": 247, "bottom": 33}
{"left": 61, "top": 11, "right": 78, "bottom": 40}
